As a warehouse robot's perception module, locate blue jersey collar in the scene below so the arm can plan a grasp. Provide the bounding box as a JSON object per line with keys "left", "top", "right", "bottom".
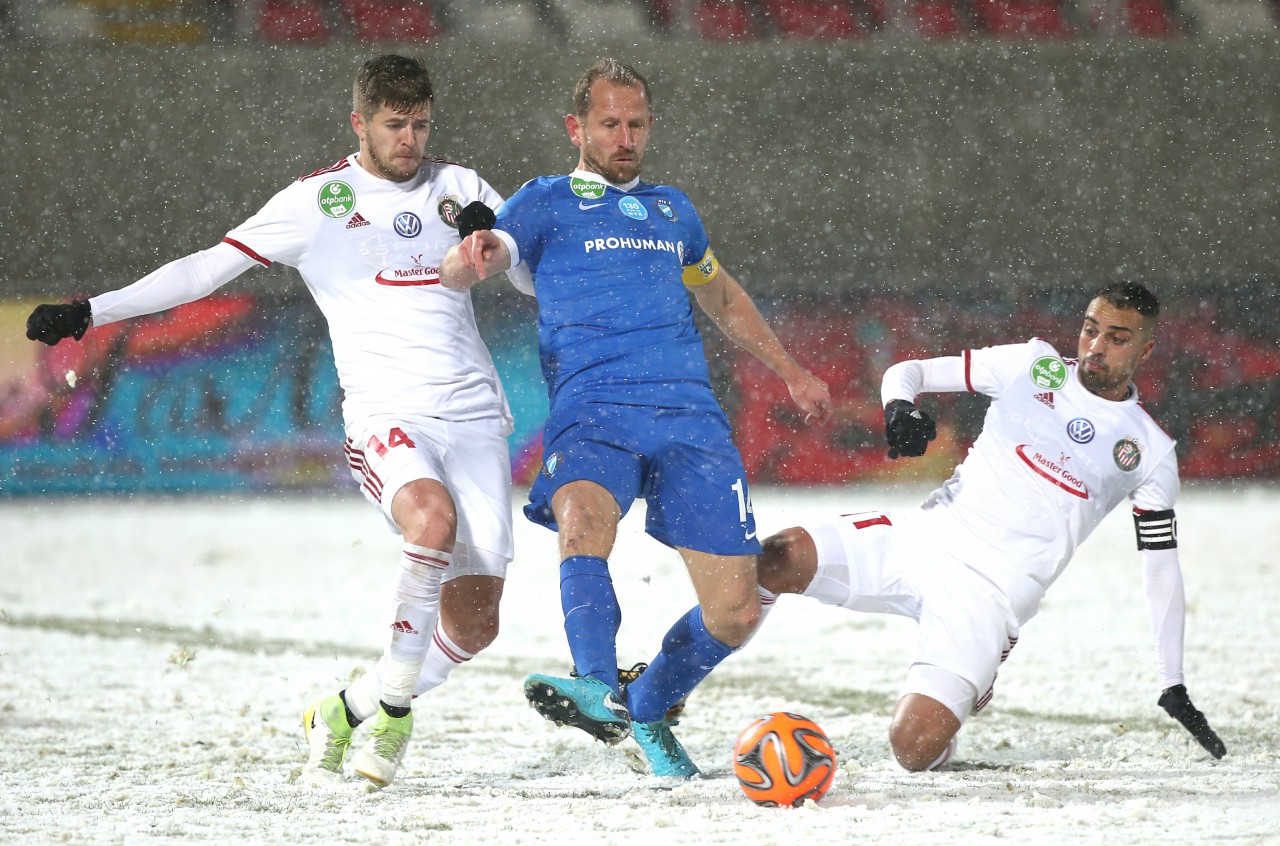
{"left": 571, "top": 168, "right": 640, "bottom": 193}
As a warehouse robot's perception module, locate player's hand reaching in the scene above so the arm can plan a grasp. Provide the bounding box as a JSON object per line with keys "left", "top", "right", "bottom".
{"left": 787, "top": 370, "right": 833, "bottom": 425}
{"left": 1158, "top": 684, "right": 1226, "bottom": 759}
{"left": 884, "top": 399, "right": 936, "bottom": 459}
{"left": 456, "top": 201, "right": 495, "bottom": 239}
{"left": 26, "top": 299, "right": 91, "bottom": 346}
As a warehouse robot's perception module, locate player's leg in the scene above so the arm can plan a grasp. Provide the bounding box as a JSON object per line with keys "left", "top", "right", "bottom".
{"left": 303, "top": 421, "right": 457, "bottom": 787}
{"left": 350, "top": 475, "right": 457, "bottom": 787}
{"left": 621, "top": 428, "right": 762, "bottom": 777}
{"left": 890, "top": 689, "right": 964, "bottom": 771}
{"left": 522, "top": 412, "right": 643, "bottom": 744}
{"left": 758, "top": 513, "right": 965, "bottom": 771}
{"left": 758, "top": 526, "right": 820, "bottom": 595}
{"left": 892, "top": 568, "right": 1020, "bottom": 771}
{"left": 523, "top": 478, "right": 634, "bottom": 742}
{"left": 551, "top": 479, "right": 624, "bottom": 691}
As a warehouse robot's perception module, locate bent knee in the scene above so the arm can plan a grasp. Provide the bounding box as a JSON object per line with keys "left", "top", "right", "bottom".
{"left": 758, "top": 527, "right": 817, "bottom": 595}
{"left": 704, "top": 600, "right": 761, "bottom": 648}
{"left": 889, "top": 693, "right": 962, "bottom": 771}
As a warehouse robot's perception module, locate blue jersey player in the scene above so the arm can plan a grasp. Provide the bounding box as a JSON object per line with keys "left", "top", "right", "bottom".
{"left": 442, "top": 59, "right": 832, "bottom": 778}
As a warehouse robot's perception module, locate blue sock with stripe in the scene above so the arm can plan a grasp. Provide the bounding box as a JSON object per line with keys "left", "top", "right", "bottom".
{"left": 560, "top": 555, "right": 622, "bottom": 695}
{"left": 625, "top": 606, "right": 734, "bottom": 724}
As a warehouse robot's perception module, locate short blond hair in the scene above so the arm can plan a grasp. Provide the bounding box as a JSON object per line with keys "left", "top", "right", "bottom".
{"left": 571, "top": 58, "right": 651, "bottom": 117}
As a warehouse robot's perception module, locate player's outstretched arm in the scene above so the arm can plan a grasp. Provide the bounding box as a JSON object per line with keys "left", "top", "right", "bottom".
{"left": 1158, "top": 684, "right": 1227, "bottom": 758}
{"left": 441, "top": 230, "right": 513, "bottom": 291}
{"left": 26, "top": 242, "right": 258, "bottom": 346}
{"left": 690, "top": 268, "right": 832, "bottom": 424}
{"left": 26, "top": 299, "right": 91, "bottom": 345}
{"left": 1136, "top": 509, "right": 1225, "bottom": 758}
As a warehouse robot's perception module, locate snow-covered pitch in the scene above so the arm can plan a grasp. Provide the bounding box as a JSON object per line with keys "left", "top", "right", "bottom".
{"left": 2, "top": 484, "right": 1276, "bottom": 844}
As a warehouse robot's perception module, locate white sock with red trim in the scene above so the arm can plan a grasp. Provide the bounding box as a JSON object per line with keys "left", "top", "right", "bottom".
{"left": 342, "top": 623, "right": 475, "bottom": 722}
{"left": 380, "top": 544, "right": 450, "bottom": 709}
{"left": 414, "top": 621, "right": 474, "bottom": 694}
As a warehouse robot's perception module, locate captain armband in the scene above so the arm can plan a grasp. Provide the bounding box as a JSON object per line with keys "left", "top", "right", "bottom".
{"left": 1134, "top": 508, "right": 1178, "bottom": 551}
{"left": 681, "top": 248, "right": 719, "bottom": 287}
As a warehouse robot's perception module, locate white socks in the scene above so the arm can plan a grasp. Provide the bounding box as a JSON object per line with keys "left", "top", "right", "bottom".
{"left": 381, "top": 544, "right": 450, "bottom": 708}
{"left": 344, "top": 622, "right": 475, "bottom": 722}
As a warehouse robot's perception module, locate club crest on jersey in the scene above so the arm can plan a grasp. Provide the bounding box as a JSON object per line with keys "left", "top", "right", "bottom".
{"left": 618, "top": 196, "right": 648, "bottom": 220}
{"left": 656, "top": 198, "right": 677, "bottom": 221}
{"left": 318, "top": 180, "right": 356, "bottom": 219}
{"left": 544, "top": 452, "right": 561, "bottom": 477}
{"left": 570, "top": 177, "right": 606, "bottom": 199}
{"left": 1031, "top": 356, "right": 1068, "bottom": 390}
{"left": 1113, "top": 438, "right": 1143, "bottom": 472}
{"left": 394, "top": 211, "right": 422, "bottom": 238}
{"left": 438, "top": 195, "right": 463, "bottom": 227}
{"left": 1066, "top": 417, "right": 1095, "bottom": 444}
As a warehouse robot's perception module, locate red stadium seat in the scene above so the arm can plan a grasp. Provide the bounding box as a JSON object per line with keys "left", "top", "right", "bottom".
{"left": 259, "top": 0, "right": 331, "bottom": 43}
{"left": 695, "top": 0, "right": 758, "bottom": 38}
{"left": 345, "top": 0, "right": 440, "bottom": 41}
{"left": 972, "top": 0, "right": 1071, "bottom": 36}
{"left": 1124, "top": 0, "right": 1182, "bottom": 35}
{"left": 912, "top": 0, "right": 967, "bottom": 36}
{"left": 765, "top": 0, "right": 862, "bottom": 38}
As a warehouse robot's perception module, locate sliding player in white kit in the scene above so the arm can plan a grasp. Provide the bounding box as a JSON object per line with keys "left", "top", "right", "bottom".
{"left": 24, "top": 55, "right": 533, "bottom": 790}
{"left": 757, "top": 282, "right": 1226, "bottom": 770}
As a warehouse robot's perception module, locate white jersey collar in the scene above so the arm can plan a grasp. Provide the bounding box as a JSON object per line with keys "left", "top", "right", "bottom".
{"left": 571, "top": 168, "right": 639, "bottom": 193}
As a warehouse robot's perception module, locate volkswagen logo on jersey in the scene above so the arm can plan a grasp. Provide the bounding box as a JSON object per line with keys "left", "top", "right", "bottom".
{"left": 1066, "top": 417, "right": 1095, "bottom": 444}
{"left": 618, "top": 196, "right": 648, "bottom": 220}
{"left": 656, "top": 198, "right": 677, "bottom": 221}
{"left": 394, "top": 212, "right": 422, "bottom": 238}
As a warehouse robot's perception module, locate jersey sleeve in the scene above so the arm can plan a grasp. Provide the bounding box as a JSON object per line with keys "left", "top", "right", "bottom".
{"left": 1130, "top": 447, "right": 1180, "bottom": 514}
{"left": 89, "top": 242, "right": 259, "bottom": 327}
{"left": 475, "top": 175, "right": 534, "bottom": 296}
{"left": 223, "top": 180, "right": 314, "bottom": 268}
{"left": 676, "top": 194, "right": 715, "bottom": 286}
{"left": 494, "top": 179, "right": 549, "bottom": 271}
{"left": 963, "top": 339, "right": 1048, "bottom": 399}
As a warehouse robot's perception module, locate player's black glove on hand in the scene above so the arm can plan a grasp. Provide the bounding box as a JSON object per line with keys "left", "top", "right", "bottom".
{"left": 884, "top": 399, "right": 937, "bottom": 459}
{"left": 1158, "top": 684, "right": 1226, "bottom": 759}
{"left": 456, "top": 201, "right": 495, "bottom": 239}
{"left": 26, "top": 299, "right": 91, "bottom": 346}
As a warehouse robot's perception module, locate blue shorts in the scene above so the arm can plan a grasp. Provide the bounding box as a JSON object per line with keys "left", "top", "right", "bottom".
{"left": 525, "top": 402, "right": 761, "bottom": 556}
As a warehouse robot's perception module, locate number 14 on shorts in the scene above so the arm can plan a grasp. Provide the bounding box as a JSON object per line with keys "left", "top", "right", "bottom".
{"left": 367, "top": 427, "right": 418, "bottom": 457}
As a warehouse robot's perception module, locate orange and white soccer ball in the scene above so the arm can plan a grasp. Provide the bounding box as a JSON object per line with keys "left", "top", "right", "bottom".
{"left": 733, "top": 712, "right": 837, "bottom": 807}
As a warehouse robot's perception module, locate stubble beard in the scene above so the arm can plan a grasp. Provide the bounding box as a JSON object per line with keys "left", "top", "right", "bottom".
{"left": 583, "top": 148, "right": 641, "bottom": 184}
{"left": 366, "top": 147, "right": 418, "bottom": 183}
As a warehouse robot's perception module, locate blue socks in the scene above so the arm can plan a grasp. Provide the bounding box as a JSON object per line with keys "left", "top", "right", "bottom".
{"left": 626, "top": 606, "right": 734, "bottom": 724}
{"left": 560, "top": 555, "right": 622, "bottom": 694}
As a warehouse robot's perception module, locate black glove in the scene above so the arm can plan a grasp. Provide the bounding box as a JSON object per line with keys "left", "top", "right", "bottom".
{"left": 456, "top": 201, "right": 495, "bottom": 239}
{"left": 1158, "top": 684, "right": 1226, "bottom": 759}
{"left": 884, "top": 399, "right": 936, "bottom": 459}
{"left": 26, "top": 299, "right": 92, "bottom": 345}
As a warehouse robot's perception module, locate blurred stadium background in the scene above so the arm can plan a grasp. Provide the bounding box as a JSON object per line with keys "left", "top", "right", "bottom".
{"left": 2, "top": 0, "right": 1277, "bottom": 495}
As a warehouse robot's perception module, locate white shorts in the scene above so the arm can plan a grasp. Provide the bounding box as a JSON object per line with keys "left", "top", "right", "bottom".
{"left": 344, "top": 415, "right": 514, "bottom": 580}
{"left": 802, "top": 510, "right": 1020, "bottom": 722}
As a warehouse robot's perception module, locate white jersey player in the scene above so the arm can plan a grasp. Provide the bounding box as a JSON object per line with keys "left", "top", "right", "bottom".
{"left": 756, "top": 282, "right": 1225, "bottom": 772}
{"left": 25, "top": 55, "right": 533, "bottom": 790}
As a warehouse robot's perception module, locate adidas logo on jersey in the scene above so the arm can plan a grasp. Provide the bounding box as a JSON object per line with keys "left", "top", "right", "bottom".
{"left": 1034, "top": 392, "right": 1055, "bottom": 409}
{"left": 345, "top": 212, "right": 370, "bottom": 229}
{"left": 390, "top": 620, "right": 419, "bottom": 634}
